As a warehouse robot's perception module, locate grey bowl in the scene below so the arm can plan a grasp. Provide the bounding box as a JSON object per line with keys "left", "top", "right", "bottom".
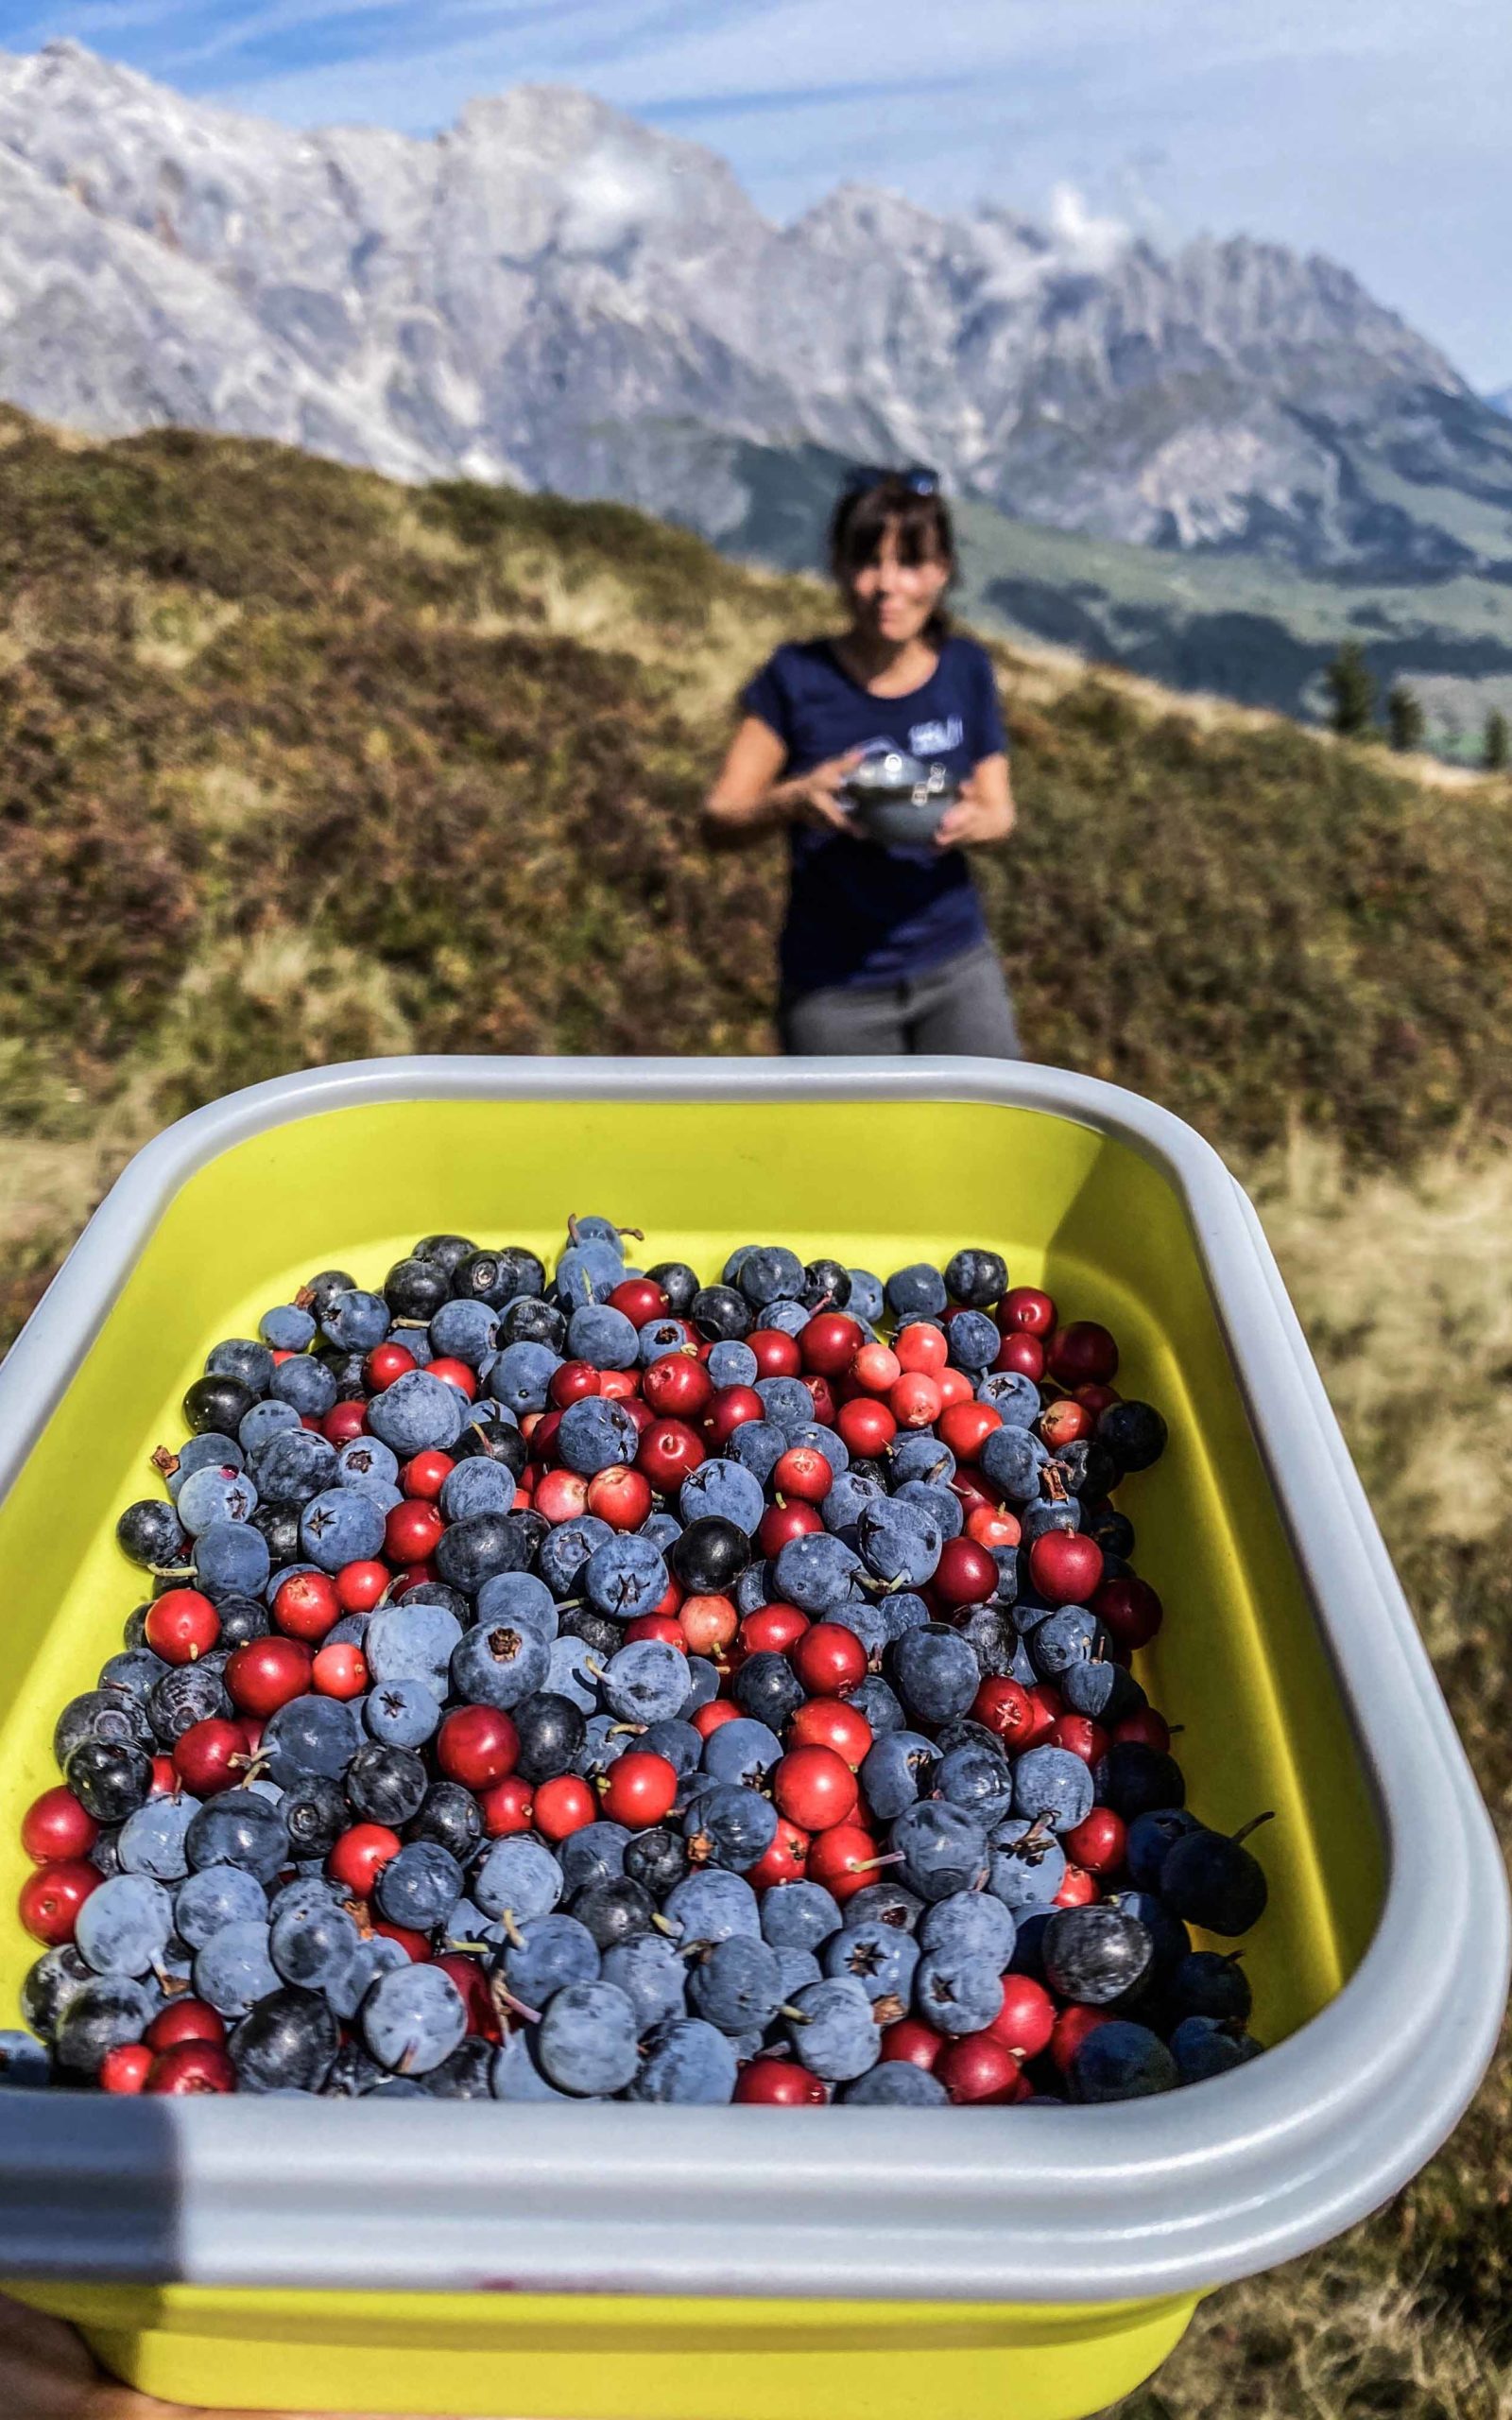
{"left": 841, "top": 749, "right": 956, "bottom": 847}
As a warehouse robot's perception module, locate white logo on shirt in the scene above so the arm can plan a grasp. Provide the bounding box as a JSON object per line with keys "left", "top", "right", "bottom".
{"left": 909, "top": 715, "right": 964, "bottom": 756}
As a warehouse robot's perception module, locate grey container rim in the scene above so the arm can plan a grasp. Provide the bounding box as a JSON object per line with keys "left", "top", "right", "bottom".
{"left": 0, "top": 1055, "right": 1504, "bottom": 2306}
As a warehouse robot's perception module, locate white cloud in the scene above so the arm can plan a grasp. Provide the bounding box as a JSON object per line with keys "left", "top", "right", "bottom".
{"left": 1046, "top": 182, "right": 1129, "bottom": 274}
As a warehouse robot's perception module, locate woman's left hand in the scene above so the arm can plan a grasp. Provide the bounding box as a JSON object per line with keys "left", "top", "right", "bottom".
{"left": 934, "top": 758, "right": 1016, "bottom": 849}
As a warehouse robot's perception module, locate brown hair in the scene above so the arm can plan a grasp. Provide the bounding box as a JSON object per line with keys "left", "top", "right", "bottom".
{"left": 828, "top": 473, "right": 957, "bottom": 640}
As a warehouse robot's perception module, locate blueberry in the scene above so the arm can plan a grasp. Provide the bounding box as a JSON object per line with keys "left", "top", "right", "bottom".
{"left": 117, "top": 1794, "right": 201, "bottom": 1883}
{"left": 888, "top": 1801, "right": 988, "bottom": 1902}
{"left": 346, "top": 1741, "right": 429, "bottom": 1827}
{"left": 55, "top": 1978, "right": 159, "bottom": 2077}
{"left": 629, "top": 2016, "right": 736, "bottom": 2103}
{"left": 602, "top": 1639, "right": 689, "bottom": 1725}
{"left": 842, "top": 2062, "right": 947, "bottom": 2106}
{"left": 688, "top": 1935, "right": 783, "bottom": 2033}
{"left": 177, "top": 1462, "right": 259, "bottom": 1536}
{"left": 436, "top": 1512, "right": 539, "bottom": 1597}
{"left": 0, "top": 2031, "right": 52, "bottom": 2090}
{"left": 408, "top": 1782, "right": 484, "bottom": 1864}
{"left": 450, "top": 1618, "right": 550, "bottom": 1710}
{"left": 1097, "top": 1744, "right": 1188, "bottom": 1822}
{"left": 367, "top": 1370, "right": 467, "bottom": 1457}
{"left": 300, "top": 1487, "right": 386, "bottom": 1572}
{"left": 754, "top": 1375, "right": 814, "bottom": 1434}
{"left": 913, "top": 1946, "right": 1003, "bottom": 2034}
{"left": 269, "top": 1897, "right": 361, "bottom": 1991}
{"left": 362, "top": 1963, "right": 468, "bottom": 2076}
{"left": 684, "top": 1783, "right": 778, "bottom": 1874}
{"left": 176, "top": 1862, "right": 268, "bottom": 1948}
{"left": 327, "top": 1934, "right": 411, "bottom": 2022}
{"left": 538, "top": 1514, "right": 614, "bottom": 1599}
{"left": 75, "top": 1875, "right": 174, "bottom": 1977}
{"left": 708, "top": 1340, "right": 759, "bottom": 1389}
{"left": 263, "top": 1694, "right": 361, "bottom": 1786}
{"left": 56, "top": 1688, "right": 153, "bottom": 1764}
{"left": 822, "top": 1920, "right": 919, "bottom": 2008}
{"left": 1097, "top": 1401, "right": 1168, "bottom": 1475}
{"left": 546, "top": 1634, "right": 601, "bottom": 1713}
{"left": 1029, "top": 1605, "right": 1100, "bottom": 1682}
{"left": 498, "top": 1915, "right": 603, "bottom": 2011}
{"left": 987, "top": 1815, "right": 1067, "bottom": 1910}
{"left": 691, "top": 1286, "right": 750, "bottom": 1342}
{"left": 536, "top": 1979, "right": 641, "bottom": 2095}
{"left": 115, "top": 1498, "right": 188, "bottom": 1569}
{"left": 284, "top": 1775, "right": 348, "bottom": 1859}
{"left": 1168, "top": 1950, "right": 1253, "bottom": 2027}
{"left": 1061, "top": 1660, "right": 1143, "bottom": 1723}
{"left": 148, "top": 1663, "right": 230, "bottom": 1745}
{"left": 365, "top": 1601, "right": 464, "bottom": 1700}
{"left": 602, "top": 1935, "right": 687, "bottom": 2029}
{"left": 919, "top": 1890, "right": 1016, "bottom": 1968}
{"left": 859, "top": 1732, "right": 936, "bottom": 1822}
{"left": 772, "top": 1531, "right": 860, "bottom": 1615}
{"left": 888, "top": 1626, "right": 978, "bottom": 1725}
{"left": 893, "top": 1480, "right": 963, "bottom": 1542}
{"left": 557, "top": 1397, "right": 641, "bottom": 1478}
{"left": 1012, "top": 1745, "right": 1095, "bottom": 1833}
{"left": 702, "top": 1718, "right": 783, "bottom": 1789}
{"left": 422, "top": 2038, "right": 498, "bottom": 2100}
{"left": 1043, "top": 1905, "right": 1153, "bottom": 2005}
{"left": 662, "top": 1869, "right": 760, "bottom": 1945}
{"left": 195, "top": 1518, "right": 272, "bottom": 1597}
{"left": 260, "top": 1305, "right": 318, "bottom": 1352}
{"left": 385, "top": 1257, "right": 453, "bottom": 1321}
{"left": 1169, "top": 2014, "right": 1264, "bottom": 2082}
{"left": 622, "top": 1826, "right": 689, "bottom": 1899}
{"left": 1071, "top": 2019, "right": 1179, "bottom": 2100}
{"left": 185, "top": 1374, "right": 258, "bottom": 1436}
{"left": 440, "top": 1460, "right": 516, "bottom": 1522}
{"left": 669, "top": 1517, "right": 749, "bottom": 1596}
{"left": 512, "top": 1692, "right": 587, "bottom": 1783}
{"left": 21, "top": 1946, "right": 92, "bottom": 2041}
{"left": 1160, "top": 1823, "right": 1269, "bottom": 1936}
{"left": 194, "top": 1919, "right": 282, "bottom": 2017}
{"left": 566, "top": 1304, "right": 639, "bottom": 1369}
{"left": 1125, "top": 1807, "right": 1203, "bottom": 1893}
{"left": 472, "top": 1837, "right": 563, "bottom": 1924}
{"left": 66, "top": 1738, "right": 154, "bottom": 1824}
{"left": 583, "top": 1533, "right": 669, "bottom": 1622}
{"left": 679, "top": 1459, "right": 765, "bottom": 1535}
{"left": 728, "top": 1420, "right": 787, "bottom": 1485}
{"left": 885, "top": 1264, "right": 947, "bottom": 1320}
{"left": 857, "top": 1499, "right": 943, "bottom": 1589}
{"left": 376, "top": 1841, "right": 465, "bottom": 1933}
{"left": 495, "top": 1298, "right": 565, "bottom": 1354}
{"left": 848, "top": 1675, "right": 904, "bottom": 1736}
{"left": 268, "top": 1359, "right": 339, "bottom": 1422}
{"left": 365, "top": 1676, "right": 443, "bottom": 1749}
{"left": 979, "top": 1426, "right": 1049, "bottom": 1502}
{"left": 638, "top": 1317, "right": 689, "bottom": 1365}
{"left": 790, "top": 1976, "right": 880, "bottom": 2081}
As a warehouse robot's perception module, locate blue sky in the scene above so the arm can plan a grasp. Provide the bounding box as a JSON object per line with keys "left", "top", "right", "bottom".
{"left": 5, "top": 0, "right": 1508, "bottom": 388}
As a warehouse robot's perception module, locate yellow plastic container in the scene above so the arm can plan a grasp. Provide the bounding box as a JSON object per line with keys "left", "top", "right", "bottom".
{"left": 0, "top": 1059, "right": 1503, "bottom": 2420}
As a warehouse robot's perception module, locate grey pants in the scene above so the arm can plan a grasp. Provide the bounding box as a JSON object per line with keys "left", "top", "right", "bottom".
{"left": 779, "top": 942, "right": 1021, "bottom": 1058}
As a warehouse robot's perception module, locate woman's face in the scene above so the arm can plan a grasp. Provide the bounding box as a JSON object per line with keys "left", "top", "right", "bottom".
{"left": 842, "top": 517, "right": 950, "bottom": 645}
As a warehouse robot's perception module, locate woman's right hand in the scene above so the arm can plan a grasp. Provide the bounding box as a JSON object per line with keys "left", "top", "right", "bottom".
{"left": 776, "top": 751, "right": 863, "bottom": 834}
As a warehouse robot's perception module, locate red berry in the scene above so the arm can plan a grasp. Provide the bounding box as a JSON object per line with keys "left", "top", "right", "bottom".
{"left": 802, "top": 1375, "right": 838, "bottom": 1427}
{"left": 966, "top": 1505, "right": 1022, "bottom": 1551}
{"left": 312, "top": 1642, "right": 368, "bottom": 1699}
{"left": 933, "top": 1535, "right": 1000, "bottom": 1610}
{"left": 624, "top": 1614, "right": 686, "bottom": 1649}
{"left": 988, "top": 1975, "right": 1057, "bottom": 2061}
{"left": 610, "top": 1277, "right": 670, "bottom": 1326}
{"left": 1051, "top": 2003, "right": 1111, "bottom": 2074}
{"left": 427, "top": 1357, "right": 477, "bottom": 1401}
{"left": 322, "top": 1400, "right": 369, "bottom": 1444}
{"left": 21, "top": 1787, "right": 98, "bottom": 1864}
{"left": 147, "top": 1754, "right": 177, "bottom": 1798}
{"left": 734, "top": 2059, "right": 827, "bottom": 2105}
{"left": 530, "top": 1409, "right": 563, "bottom": 1461}
{"left": 173, "top": 1717, "right": 249, "bottom": 1795}
{"left": 679, "top": 1593, "right": 738, "bottom": 1654}
{"left": 436, "top": 1953, "right": 501, "bottom": 2041}
{"left": 744, "top": 1817, "right": 811, "bottom": 1892}
{"left": 703, "top": 1387, "right": 765, "bottom": 1448}
{"left": 971, "top": 1677, "right": 1035, "bottom": 1746}
{"left": 364, "top": 1341, "right": 416, "bottom": 1392}
{"left": 373, "top": 1921, "right": 432, "bottom": 1963}
{"left": 936, "top": 2033, "right": 1022, "bottom": 2104}
{"left": 1113, "top": 1708, "right": 1172, "bottom": 1754}
{"left": 272, "top": 1568, "right": 342, "bottom": 1643}
{"left": 478, "top": 1775, "right": 535, "bottom": 1835}
{"left": 852, "top": 1342, "right": 902, "bottom": 1395}
{"left": 1047, "top": 1322, "right": 1119, "bottom": 1387}
{"left": 740, "top": 1604, "right": 809, "bottom": 1656}
{"left": 1038, "top": 1399, "right": 1093, "bottom": 1450}
{"left": 997, "top": 1287, "right": 1057, "bottom": 1339}
{"left": 993, "top": 1332, "right": 1045, "bottom": 1380}
{"left": 835, "top": 1397, "right": 897, "bottom": 1457}
{"left": 99, "top": 2043, "right": 153, "bottom": 2095}
{"left": 600, "top": 1371, "right": 641, "bottom": 1404}
{"left": 600, "top": 1752, "right": 679, "bottom": 1829}
{"left": 690, "top": 1700, "right": 742, "bottom": 1740}
{"left": 1027, "top": 1531, "right": 1104, "bottom": 1607}
{"left": 390, "top": 1561, "right": 439, "bottom": 1596}
{"left": 786, "top": 1698, "right": 872, "bottom": 1768}
{"left": 636, "top": 1417, "right": 707, "bottom": 1491}
{"left": 335, "top": 1559, "right": 389, "bottom": 1613}
{"left": 384, "top": 1498, "right": 445, "bottom": 1566}
{"left": 805, "top": 1824, "right": 881, "bottom": 1901}
{"left": 1091, "top": 1577, "right": 1164, "bottom": 1652}
{"left": 893, "top": 1323, "right": 946, "bottom": 1377}
{"left": 771, "top": 1445, "right": 833, "bottom": 1504}
{"left": 1048, "top": 1714, "right": 1109, "bottom": 1766}
{"left": 534, "top": 1468, "right": 591, "bottom": 1525}
{"left": 758, "top": 1498, "right": 824, "bottom": 1558}
{"left": 534, "top": 1774, "right": 595, "bottom": 1841}
{"left": 790, "top": 1622, "right": 868, "bottom": 1696}
{"left": 936, "top": 1368, "right": 972, "bottom": 1409}
{"left": 148, "top": 2041, "right": 237, "bottom": 2095}
{"left": 19, "top": 1859, "right": 101, "bottom": 1945}
{"left": 438, "top": 1706, "right": 519, "bottom": 1789}
{"left": 1074, "top": 1383, "right": 1122, "bottom": 1419}
{"left": 328, "top": 1824, "right": 401, "bottom": 1895}
{"left": 747, "top": 1329, "right": 801, "bottom": 1379}
{"left": 550, "top": 1359, "right": 603, "bottom": 1409}
{"left": 773, "top": 1745, "right": 857, "bottom": 1830}
{"left": 225, "top": 1635, "right": 313, "bottom": 1717}
{"left": 889, "top": 1372, "right": 943, "bottom": 1430}
{"left": 1054, "top": 1863, "right": 1099, "bottom": 1908}
{"left": 880, "top": 2018, "right": 945, "bottom": 2069}
{"left": 398, "top": 1450, "right": 454, "bottom": 1501}
{"left": 146, "top": 1999, "right": 226, "bottom": 2052}
{"left": 643, "top": 1354, "right": 713, "bottom": 1421}
{"left": 800, "top": 1313, "right": 865, "bottom": 1377}
{"left": 936, "top": 1401, "right": 1003, "bottom": 1462}
{"left": 1062, "top": 1806, "right": 1126, "bottom": 1876}
{"left": 586, "top": 1465, "right": 654, "bottom": 1531}
{"left": 144, "top": 1587, "right": 221, "bottom": 1666}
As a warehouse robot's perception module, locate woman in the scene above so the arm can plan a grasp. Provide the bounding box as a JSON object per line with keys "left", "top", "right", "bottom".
{"left": 705, "top": 467, "right": 1020, "bottom": 1055}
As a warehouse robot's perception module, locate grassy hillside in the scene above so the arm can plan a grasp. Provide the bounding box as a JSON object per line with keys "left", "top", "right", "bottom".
{"left": 0, "top": 410, "right": 1509, "bottom": 2420}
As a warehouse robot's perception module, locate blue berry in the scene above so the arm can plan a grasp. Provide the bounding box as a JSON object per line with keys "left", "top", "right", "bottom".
{"left": 1072, "top": 2020, "right": 1180, "bottom": 2100}
{"left": 536, "top": 1980, "right": 641, "bottom": 2094}
{"left": 789, "top": 1977, "right": 880, "bottom": 2081}
{"left": 628, "top": 2016, "right": 736, "bottom": 2103}
{"left": 75, "top": 1875, "right": 174, "bottom": 1977}
{"left": 361, "top": 1963, "right": 468, "bottom": 2075}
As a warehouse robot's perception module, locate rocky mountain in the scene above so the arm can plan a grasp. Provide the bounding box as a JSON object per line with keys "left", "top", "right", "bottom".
{"left": 3, "top": 37, "right": 1512, "bottom": 592}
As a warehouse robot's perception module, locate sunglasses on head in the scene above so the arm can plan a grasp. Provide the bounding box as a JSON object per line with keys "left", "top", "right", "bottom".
{"left": 841, "top": 462, "right": 941, "bottom": 497}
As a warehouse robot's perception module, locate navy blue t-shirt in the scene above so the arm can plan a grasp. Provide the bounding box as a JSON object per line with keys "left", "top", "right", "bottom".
{"left": 741, "top": 635, "right": 1007, "bottom": 995}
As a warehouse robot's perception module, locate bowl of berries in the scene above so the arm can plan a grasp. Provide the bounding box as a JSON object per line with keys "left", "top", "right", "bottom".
{"left": 0, "top": 1056, "right": 1503, "bottom": 2420}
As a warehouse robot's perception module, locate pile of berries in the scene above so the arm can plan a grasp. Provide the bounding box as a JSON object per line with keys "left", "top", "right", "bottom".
{"left": 4, "top": 1219, "right": 1269, "bottom": 2106}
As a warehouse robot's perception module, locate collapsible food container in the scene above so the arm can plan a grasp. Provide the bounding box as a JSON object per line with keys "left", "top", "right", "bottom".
{"left": 0, "top": 1057, "right": 1504, "bottom": 2420}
